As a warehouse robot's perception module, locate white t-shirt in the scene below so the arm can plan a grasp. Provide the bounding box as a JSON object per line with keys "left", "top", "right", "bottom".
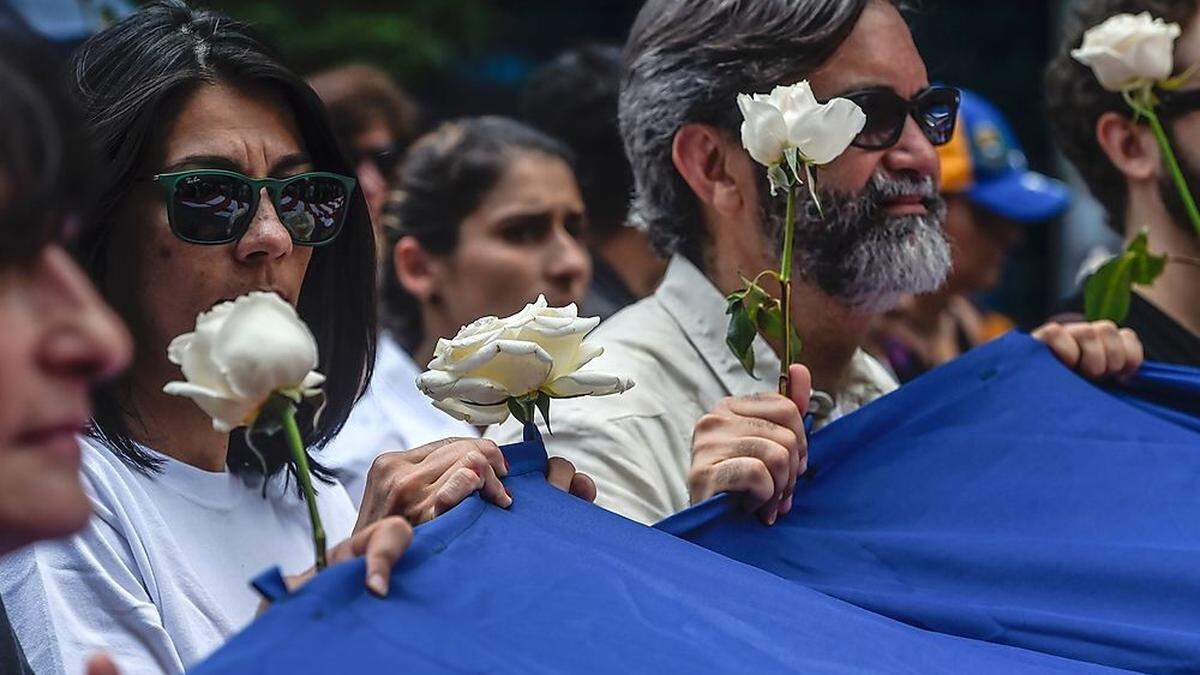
{"left": 0, "top": 436, "right": 357, "bottom": 675}
{"left": 322, "top": 333, "right": 477, "bottom": 507}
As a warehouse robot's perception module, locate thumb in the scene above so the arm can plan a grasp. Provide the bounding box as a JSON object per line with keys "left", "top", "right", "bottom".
{"left": 787, "top": 363, "right": 811, "bottom": 415}
{"left": 86, "top": 654, "right": 121, "bottom": 675}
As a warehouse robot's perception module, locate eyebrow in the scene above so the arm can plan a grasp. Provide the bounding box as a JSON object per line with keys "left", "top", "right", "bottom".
{"left": 832, "top": 83, "right": 934, "bottom": 100}
{"left": 160, "top": 152, "right": 314, "bottom": 175}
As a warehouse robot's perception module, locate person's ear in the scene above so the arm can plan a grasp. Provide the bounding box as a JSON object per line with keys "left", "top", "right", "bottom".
{"left": 1096, "top": 111, "right": 1160, "bottom": 182}
{"left": 672, "top": 123, "right": 755, "bottom": 218}
{"left": 392, "top": 236, "right": 445, "bottom": 304}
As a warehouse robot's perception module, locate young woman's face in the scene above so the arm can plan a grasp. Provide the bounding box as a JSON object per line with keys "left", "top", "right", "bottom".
{"left": 105, "top": 80, "right": 316, "bottom": 385}
{"left": 0, "top": 245, "right": 130, "bottom": 554}
{"left": 437, "top": 152, "right": 591, "bottom": 331}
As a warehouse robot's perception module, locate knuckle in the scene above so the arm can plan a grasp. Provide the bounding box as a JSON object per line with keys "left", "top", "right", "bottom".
{"left": 695, "top": 413, "right": 724, "bottom": 434}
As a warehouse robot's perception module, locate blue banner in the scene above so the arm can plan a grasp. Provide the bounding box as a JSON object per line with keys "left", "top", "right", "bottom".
{"left": 194, "top": 416, "right": 1118, "bottom": 673}
{"left": 659, "top": 334, "right": 1200, "bottom": 673}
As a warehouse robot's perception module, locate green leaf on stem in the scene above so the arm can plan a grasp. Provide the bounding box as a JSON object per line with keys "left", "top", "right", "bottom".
{"left": 784, "top": 147, "right": 802, "bottom": 186}
{"left": 756, "top": 304, "right": 803, "bottom": 363}
{"left": 535, "top": 391, "right": 553, "bottom": 434}
{"left": 726, "top": 300, "right": 758, "bottom": 377}
{"left": 507, "top": 397, "right": 531, "bottom": 425}
{"left": 767, "top": 163, "right": 790, "bottom": 196}
{"left": 1084, "top": 232, "right": 1167, "bottom": 323}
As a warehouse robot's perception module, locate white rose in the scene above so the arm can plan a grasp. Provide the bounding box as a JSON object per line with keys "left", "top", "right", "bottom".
{"left": 163, "top": 291, "right": 324, "bottom": 432}
{"left": 417, "top": 295, "right": 634, "bottom": 425}
{"left": 1071, "top": 12, "right": 1181, "bottom": 92}
{"left": 738, "top": 80, "right": 866, "bottom": 169}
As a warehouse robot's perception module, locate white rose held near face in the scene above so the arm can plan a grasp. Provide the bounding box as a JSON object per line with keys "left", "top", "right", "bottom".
{"left": 417, "top": 295, "right": 634, "bottom": 425}
{"left": 737, "top": 81, "right": 866, "bottom": 169}
{"left": 163, "top": 291, "right": 325, "bottom": 432}
{"left": 1072, "top": 12, "right": 1182, "bottom": 92}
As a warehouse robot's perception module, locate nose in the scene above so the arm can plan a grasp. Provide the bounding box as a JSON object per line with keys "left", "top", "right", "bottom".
{"left": 881, "top": 116, "right": 940, "bottom": 185}
{"left": 234, "top": 187, "right": 294, "bottom": 262}
{"left": 35, "top": 245, "right": 132, "bottom": 383}
{"left": 544, "top": 222, "right": 591, "bottom": 302}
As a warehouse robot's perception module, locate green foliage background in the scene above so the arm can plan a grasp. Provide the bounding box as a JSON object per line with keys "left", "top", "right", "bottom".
{"left": 139, "top": 1, "right": 498, "bottom": 79}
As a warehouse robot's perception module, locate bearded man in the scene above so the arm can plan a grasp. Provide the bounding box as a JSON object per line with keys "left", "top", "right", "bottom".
{"left": 491, "top": 0, "right": 1144, "bottom": 525}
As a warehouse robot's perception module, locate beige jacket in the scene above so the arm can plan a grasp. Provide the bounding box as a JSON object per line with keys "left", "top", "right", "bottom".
{"left": 488, "top": 255, "right": 897, "bottom": 524}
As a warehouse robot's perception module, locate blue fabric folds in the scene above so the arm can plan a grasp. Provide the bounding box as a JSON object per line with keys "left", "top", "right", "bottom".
{"left": 193, "top": 423, "right": 1116, "bottom": 674}
{"left": 658, "top": 333, "right": 1200, "bottom": 674}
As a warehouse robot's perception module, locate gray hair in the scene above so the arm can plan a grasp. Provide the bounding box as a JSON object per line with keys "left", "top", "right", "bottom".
{"left": 619, "top": 0, "right": 888, "bottom": 263}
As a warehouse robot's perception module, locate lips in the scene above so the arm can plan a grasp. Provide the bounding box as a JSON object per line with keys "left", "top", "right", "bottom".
{"left": 15, "top": 422, "right": 86, "bottom": 465}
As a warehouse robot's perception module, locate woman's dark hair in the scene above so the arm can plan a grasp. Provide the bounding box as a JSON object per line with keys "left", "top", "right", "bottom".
{"left": 72, "top": 0, "right": 376, "bottom": 480}
{"left": 1045, "top": 0, "right": 1197, "bottom": 234}
{"left": 619, "top": 0, "right": 888, "bottom": 264}
{"left": 0, "top": 28, "right": 93, "bottom": 268}
{"left": 382, "top": 116, "right": 574, "bottom": 353}
{"left": 520, "top": 45, "right": 632, "bottom": 240}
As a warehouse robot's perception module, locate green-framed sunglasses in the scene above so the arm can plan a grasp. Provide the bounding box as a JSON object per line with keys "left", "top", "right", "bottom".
{"left": 152, "top": 169, "right": 358, "bottom": 246}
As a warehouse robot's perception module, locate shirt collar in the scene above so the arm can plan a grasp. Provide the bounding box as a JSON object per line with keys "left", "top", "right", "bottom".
{"left": 656, "top": 255, "right": 782, "bottom": 398}
{"left": 654, "top": 254, "right": 898, "bottom": 420}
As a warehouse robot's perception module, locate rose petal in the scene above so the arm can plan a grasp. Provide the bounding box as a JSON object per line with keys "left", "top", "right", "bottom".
{"left": 210, "top": 293, "right": 320, "bottom": 402}
{"left": 430, "top": 397, "right": 511, "bottom": 425}
{"left": 163, "top": 381, "right": 258, "bottom": 432}
{"left": 416, "top": 371, "right": 512, "bottom": 405}
{"left": 544, "top": 370, "right": 635, "bottom": 398}
{"left": 738, "top": 94, "right": 788, "bottom": 167}
{"left": 794, "top": 97, "right": 866, "bottom": 165}
{"left": 441, "top": 339, "right": 554, "bottom": 397}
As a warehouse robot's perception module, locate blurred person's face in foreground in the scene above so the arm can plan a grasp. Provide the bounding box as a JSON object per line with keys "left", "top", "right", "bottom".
{"left": 104, "top": 80, "right": 318, "bottom": 382}
{"left": 408, "top": 151, "right": 590, "bottom": 334}
{"left": 943, "top": 195, "right": 1022, "bottom": 295}
{"left": 0, "top": 240, "right": 130, "bottom": 555}
{"left": 751, "top": 1, "right": 951, "bottom": 313}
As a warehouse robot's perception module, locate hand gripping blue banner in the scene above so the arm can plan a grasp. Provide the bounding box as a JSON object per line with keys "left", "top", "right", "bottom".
{"left": 658, "top": 333, "right": 1200, "bottom": 673}
{"left": 193, "top": 422, "right": 1118, "bottom": 674}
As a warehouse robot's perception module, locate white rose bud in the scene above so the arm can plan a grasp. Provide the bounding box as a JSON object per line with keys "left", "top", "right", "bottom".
{"left": 738, "top": 80, "right": 866, "bottom": 169}
{"left": 1072, "top": 12, "right": 1181, "bottom": 92}
{"left": 163, "top": 291, "right": 324, "bottom": 432}
{"left": 417, "top": 296, "right": 634, "bottom": 425}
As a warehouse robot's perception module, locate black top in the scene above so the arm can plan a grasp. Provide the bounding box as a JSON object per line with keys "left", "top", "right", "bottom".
{"left": 1058, "top": 292, "right": 1200, "bottom": 368}
{"left": 0, "top": 597, "right": 33, "bottom": 674}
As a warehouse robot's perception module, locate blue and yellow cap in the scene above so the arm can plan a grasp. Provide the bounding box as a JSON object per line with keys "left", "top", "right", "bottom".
{"left": 938, "top": 89, "right": 1071, "bottom": 223}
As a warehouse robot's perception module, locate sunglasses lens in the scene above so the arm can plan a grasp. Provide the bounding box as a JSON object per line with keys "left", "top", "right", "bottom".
{"left": 278, "top": 175, "right": 350, "bottom": 244}
{"left": 919, "top": 90, "right": 959, "bottom": 146}
{"left": 172, "top": 174, "right": 254, "bottom": 243}
{"left": 852, "top": 92, "right": 907, "bottom": 150}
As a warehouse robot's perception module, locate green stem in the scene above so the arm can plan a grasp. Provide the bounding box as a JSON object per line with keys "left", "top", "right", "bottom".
{"left": 778, "top": 185, "right": 796, "bottom": 396}
{"left": 1145, "top": 106, "right": 1200, "bottom": 237}
{"left": 282, "top": 406, "right": 326, "bottom": 571}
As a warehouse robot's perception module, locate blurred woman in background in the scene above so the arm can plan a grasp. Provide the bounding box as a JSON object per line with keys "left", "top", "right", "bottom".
{"left": 325, "top": 116, "right": 593, "bottom": 506}
{"left": 309, "top": 63, "right": 421, "bottom": 262}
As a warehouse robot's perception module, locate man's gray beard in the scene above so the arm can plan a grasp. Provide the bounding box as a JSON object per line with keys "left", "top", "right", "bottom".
{"left": 759, "top": 171, "right": 952, "bottom": 314}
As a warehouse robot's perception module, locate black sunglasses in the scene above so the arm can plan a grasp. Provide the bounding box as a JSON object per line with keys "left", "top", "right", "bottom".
{"left": 838, "top": 85, "right": 961, "bottom": 151}
{"left": 152, "top": 169, "right": 357, "bottom": 246}
{"left": 360, "top": 143, "right": 404, "bottom": 177}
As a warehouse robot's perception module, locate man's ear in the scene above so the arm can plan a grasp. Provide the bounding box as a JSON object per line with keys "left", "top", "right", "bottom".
{"left": 392, "top": 235, "right": 443, "bottom": 303}
{"left": 1096, "top": 110, "right": 1160, "bottom": 182}
{"left": 672, "top": 123, "right": 754, "bottom": 218}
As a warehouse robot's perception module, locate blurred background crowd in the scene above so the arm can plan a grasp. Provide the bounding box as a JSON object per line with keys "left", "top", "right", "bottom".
{"left": 0, "top": 0, "right": 1136, "bottom": 365}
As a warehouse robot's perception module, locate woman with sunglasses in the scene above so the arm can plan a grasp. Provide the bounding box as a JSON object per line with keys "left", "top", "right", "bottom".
{"left": 0, "top": 3, "right": 523, "bottom": 673}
